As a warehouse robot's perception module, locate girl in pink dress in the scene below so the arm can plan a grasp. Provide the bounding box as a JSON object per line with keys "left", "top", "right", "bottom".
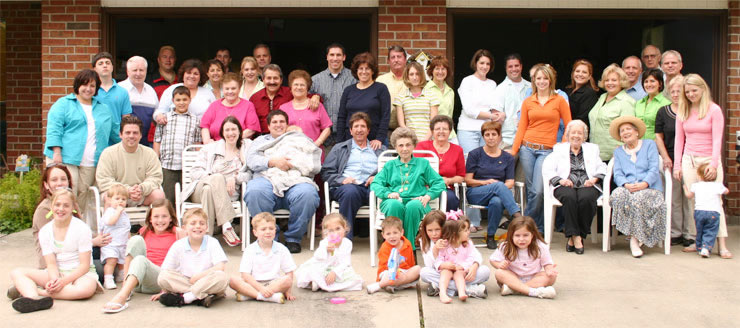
{"left": 434, "top": 212, "right": 475, "bottom": 303}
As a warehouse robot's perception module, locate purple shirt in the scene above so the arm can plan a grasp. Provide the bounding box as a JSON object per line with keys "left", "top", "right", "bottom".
{"left": 200, "top": 99, "right": 260, "bottom": 141}
{"left": 279, "top": 101, "right": 333, "bottom": 142}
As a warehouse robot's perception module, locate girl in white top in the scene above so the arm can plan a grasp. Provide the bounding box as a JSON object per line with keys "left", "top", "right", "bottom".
{"left": 9, "top": 189, "right": 100, "bottom": 313}
{"left": 418, "top": 211, "right": 489, "bottom": 299}
{"left": 296, "top": 213, "right": 363, "bottom": 292}
{"left": 457, "top": 49, "right": 499, "bottom": 154}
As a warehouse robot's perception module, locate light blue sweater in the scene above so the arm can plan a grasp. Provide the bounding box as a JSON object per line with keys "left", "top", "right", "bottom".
{"left": 44, "top": 93, "right": 121, "bottom": 166}
{"left": 612, "top": 139, "right": 663, "bottom": 192}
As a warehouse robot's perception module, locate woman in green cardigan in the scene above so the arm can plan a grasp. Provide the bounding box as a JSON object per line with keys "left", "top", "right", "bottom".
{"left": 635, "top": 68, "right": 671, "bottom": 140}
{"left": 588, "top": 64, "right": 636, "bottom": 161}
{"left": 371, "top": 127, "right": 446, "bottom": 245}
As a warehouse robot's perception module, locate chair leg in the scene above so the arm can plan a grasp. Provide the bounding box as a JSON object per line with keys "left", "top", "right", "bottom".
{"left": 369, "top": 197, "right": 377, "bottom": 267}
{"left": 544, "top": 204, "right": 554, "bottom": 246}
{"left": 602, "top": 205, "right": 610, "bottom": 252}
{"left": 310, "top": 214, "right": 316, "bottom": 251}
{"left": 590, "top": 214, "right": 598, "bottom": 244}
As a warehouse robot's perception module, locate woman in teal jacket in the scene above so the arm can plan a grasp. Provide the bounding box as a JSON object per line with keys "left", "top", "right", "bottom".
{"left": 44, "top": 69, "right": 120, "bottom": 212}
{"left": 370, "top": 127, "right": 446, "bottom": 247}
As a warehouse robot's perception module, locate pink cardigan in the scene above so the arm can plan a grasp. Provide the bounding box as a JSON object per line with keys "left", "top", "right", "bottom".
{"left": 674, "top": 103, "right": 724, "bottom": 171}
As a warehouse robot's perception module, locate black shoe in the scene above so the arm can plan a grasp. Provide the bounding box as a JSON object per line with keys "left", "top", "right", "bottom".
{"left": 486, "top": 236, "right": 497, "bottom": 250}
{"left": 286, "top": 242, "right": 302, "bottom": 254}
{"left": 566, "top": 244, "right": 575, "bottom": 252}
{"left": 12, "top": 296, "right": 53, "bottom": 313}
{"left": 575, "top": 247, "right": 585, "bottom": 255}
{"left": 159, "top": 293, "right": 185, "bottom": 307}
{"left": 671, "top": 236, "right": 685, "bottom": 246}
{"left": 683, "top": 238, "right": 695, "bottom": 247}
{"left": 426, "top": 284, "right": 440, "bottom": 297}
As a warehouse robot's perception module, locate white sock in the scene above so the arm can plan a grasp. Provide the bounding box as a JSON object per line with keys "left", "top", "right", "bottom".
{"left": 528, "top": 287, "right": 539, "bottom": 297}
{"left": 182, "top": 292, "right": 196, "bottom": 304}
{"left": 222, "top": 222, "right": 232, "bottom": 230}
{"left": 104, "top": 274, "right": 114, "bottom": 281}
{"left": 256, "top": 292, "right": 283, "bottom": 303}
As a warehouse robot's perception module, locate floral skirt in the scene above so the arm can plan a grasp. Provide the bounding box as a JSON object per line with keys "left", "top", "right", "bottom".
{"left": 609, "top": 187, "right": 666, "bottom": 247}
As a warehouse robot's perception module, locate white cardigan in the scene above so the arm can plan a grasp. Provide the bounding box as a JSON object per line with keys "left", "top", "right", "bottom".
{"left": 542, "top": 142, "right": 607, "bottom": 193}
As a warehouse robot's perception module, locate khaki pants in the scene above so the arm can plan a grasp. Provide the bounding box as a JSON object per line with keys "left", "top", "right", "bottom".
{"left": 46, "top": 159, "right": 96, "bottom": 229}
{"left": 126, "top": 235, "right": 162, "bottom": 294}
{"left": 669, "top": 174, "right": 692, "bottom": 238}
{"left": 157, "top": 269, "right": 229, "bottom": 299}
{"left": 191, "top": 174, "right": 237, "bottom": 235}
{"left": 681, "top": 154, "right": 727, "bottom": 238}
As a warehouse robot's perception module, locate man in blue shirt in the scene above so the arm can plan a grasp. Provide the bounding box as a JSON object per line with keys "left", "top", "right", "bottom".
{"left": 321, "top": 112, "right": 386, "bottom": 239}
{"left": 92, "top": 52, "right": 132, "bottom": 130}
{"left": 623, "top": 56, "right": 647, "bottom": 101}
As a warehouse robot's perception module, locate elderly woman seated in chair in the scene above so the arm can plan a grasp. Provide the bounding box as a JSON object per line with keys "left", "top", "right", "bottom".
{"left": 543, "top": 120, "right": 606, "bottom": 255}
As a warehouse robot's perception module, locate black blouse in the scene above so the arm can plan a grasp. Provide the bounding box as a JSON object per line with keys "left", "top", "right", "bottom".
{"left": 565, "top": 86, "right": 601, "bottom": 129}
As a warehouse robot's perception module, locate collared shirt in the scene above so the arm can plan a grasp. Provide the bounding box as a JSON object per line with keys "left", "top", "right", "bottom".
{"left": 342, "top": 139, "right": 378, "bottom": 183}
{"left": 239, "top": 241, "right": 297, "bottom": 281}
{"left": 97, "top": 79, "right": 133, "bottom": 124}
{"left": 588, "top": 90, "right": 636, "bottom": 161}
{"left": 148, "top": 72, "right": 178, "bottom": 99}
{"left": 376, "top": 72, "right": 407, "bottom": 129}
{"left": 493, "top": 76, "right": 530, "bottom": 146}
{"left": 239, "top": 80, "right": 264, "bottom": 100}
{"left": 423, "top": 80, "right": 456, "bottom": 140}
{"left": 549, "top": 149, "right": 595, "bottom": 188}
{"left": 511, "top": 93, "right": 572, "bottom": 155}
{"left": 154, "top": 110, "right": 201, "bottom": 170}
{"left": 161, "top": 235, "right": 228, "bottom": 278}
{"left": 635, "top": 92, "right": 672, "bottom": 140}
{"left": 118, "top": 79, "right": 159, "bottom": 109}
{"left": 625, "top": 76, "right": 647, "bottom": 101}
{"left": 311, "top": 67, "right": 357, "bottom": 130}
{"left": 203, "top": 80, "right": 224, "bottom": 99}
{"left": 393, "top": 88, "right": 440, "bottom": 139}
{"left": 249, "top": 86, "right": 293, "bottom": 133}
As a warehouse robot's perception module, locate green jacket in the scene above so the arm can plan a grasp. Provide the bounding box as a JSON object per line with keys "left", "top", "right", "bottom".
{"left": 588, "top": 90, "right": 636, "bottom": 161}
{"left": 635, "top": 93, "right": 671, "bottom": 140}
{"left": 370, "top": 156, "right": 445, "bottom": 200}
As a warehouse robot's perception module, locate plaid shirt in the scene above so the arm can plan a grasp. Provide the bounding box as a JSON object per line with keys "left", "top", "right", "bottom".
{"left": 310, "top": 67, "right": 357, "bottom": 130}
{"left": 154, "top": 111, "right": 201, "bottom": 170}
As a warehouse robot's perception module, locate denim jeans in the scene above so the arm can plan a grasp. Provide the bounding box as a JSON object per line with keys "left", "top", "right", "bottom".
{"left": 694, "top": 210, "right": 720, "bottom": 251}
{"left": 457, "top": 130, "right": 485, "bottom": 154}
{"left": 518, "top": 145, "right": 552, "bottom": 232}
{"left": 330, "top": 183, "right": 370, "bottom": 239}
{"left": 244, "top": 177, "right": 319, "bottom": 243}
{"left": 466, "top": 181, "right": 521, "bottom": 237}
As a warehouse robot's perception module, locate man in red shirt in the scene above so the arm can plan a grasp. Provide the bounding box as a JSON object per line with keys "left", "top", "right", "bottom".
{"left": 249, "top": 64, "right": 321, "bottom": 133}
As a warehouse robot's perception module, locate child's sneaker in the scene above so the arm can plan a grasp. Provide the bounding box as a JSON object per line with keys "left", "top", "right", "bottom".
{"left": 265, "top": 293, "right": 285, "bottom": 304}
{"left": 103, "top": 276, "right": 117, "bottom": 290}
{"left": 535, "top": 286, "right": 557, "bottom": 299}
{"left": 366, "top": 282, "right": 381, "bottom": 294}
{"left": 700, "top": 248, "right": 711, "bottom": 258}
{"left": 469, "top": 284, "right": 488, "bottom": 299}
{"left": 12, "top": 296, "right": 53, "bottom": 313}
{"left": 500, "top": 284, "right": 513, "bottom": 296}
{"left": 197, "top": 294, "right": 221, "bottom": 308}
{"left": 384, "top": 286, "right": 396, "bottom": 294}
{"left": 235, "top": 292, "right": 249, "bottom": 302}
{"left": 6, "top": 286, "right": 20, "bottom": 300}
{"left": 159, "top": 293, "right": 185, "bottom": 307}
{"left": 426, "top": 283, "right": 439, "bottom": 297}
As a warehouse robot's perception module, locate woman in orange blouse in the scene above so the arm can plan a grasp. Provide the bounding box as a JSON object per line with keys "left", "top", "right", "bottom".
{"left": 510, "top": 64, "right": 572, "bottom": 232}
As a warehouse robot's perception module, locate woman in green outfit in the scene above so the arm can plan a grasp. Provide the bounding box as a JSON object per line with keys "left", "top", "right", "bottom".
{"left": 634, "top": 68, "right": 671, "bottom": 140}
{"left": 371, "top": 127, "right": 446, "bottom": 246}
{"left": 588, "top": 64, "right": 636, "bottom": 161}
{"left": 423, "top": 56, "right": 457, "bottom": 143}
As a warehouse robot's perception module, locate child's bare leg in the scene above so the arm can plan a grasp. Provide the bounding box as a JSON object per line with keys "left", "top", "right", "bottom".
{"left": 104, "top": 275, "right": 139, "bottom": 310}
{"left": 438, "top": 269, "right": 453, "bottom": 304}
{"left": 453, "top": 270, "right": 467, "bottom": 301}
{"left": 9, "top": 268, "right": 49, "bottom": 298}
{"left": 525, "top": 271, "right": 556, "bottom": 288}
{"left": 46, "top": 276, "right": 98, "bottom": 300}
{"left": 228, "top": 275, "right": 260, "bottom": 299}
{"left": 104, "top": 258, "right": 117, "bottom": 276}
{"left": 392, "top": 266, "right": 420, "bottom": 287}
{"left": 268, "top": 276, "right": 294, "bottom": 300}
{"left": 494, "top": 269, "right": 531, "bottom": 295}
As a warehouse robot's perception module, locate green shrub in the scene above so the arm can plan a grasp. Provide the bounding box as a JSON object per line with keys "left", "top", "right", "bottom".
{"left": 0, "top": 169, "right": 41, "bottom": 234}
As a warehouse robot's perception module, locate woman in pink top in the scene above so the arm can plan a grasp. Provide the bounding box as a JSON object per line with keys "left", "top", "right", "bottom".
{"left": 673, "top": 74, "right": 732, "bottom": 259}
{"left": 279, "top": 69, "right": 333, "bottom": 148}
{"left": 102, "top": 199, "right": 185, "bottom": 313}
{"left": 200, "top": 73, "right": 260, "bottom": 143}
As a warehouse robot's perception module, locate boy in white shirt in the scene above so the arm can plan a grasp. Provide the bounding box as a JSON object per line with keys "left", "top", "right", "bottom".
{"left": 229, "top": 212, "right": 297, "bottom": 304}
{"left": 157, "top": 208, "right": 229, "bottom": 307}
{"left": 98, "top": 184, "right": 131, "bottom": 289}
{"left": 683, "top": 163, "right": 729, "bottom": 258}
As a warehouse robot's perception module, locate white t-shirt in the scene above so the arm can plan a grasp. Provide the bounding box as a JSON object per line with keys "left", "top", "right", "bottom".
{"left": 79, "top": 103, "right": 97, "bottom": 167}
{"left": 690, "top": 181, "right": 727, "bottom": 213}
{"left": 240, "top": 241, "right": 297, "bottom": 281}
{"left": 39, "top": 217, "right": 94, "bottom": 272}
{"left": 98, "top": 207, "right": 131, "bottom": 247}
{"left": 161, "top": 235, "right": 228, "bottom": 278}
{"left": 154, "top": 83, "right": 216, "bottom": 120}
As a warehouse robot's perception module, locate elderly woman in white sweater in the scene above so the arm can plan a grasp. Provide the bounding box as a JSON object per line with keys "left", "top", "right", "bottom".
{"left": 543, "top": 120, "right": 606, "bottom": 254}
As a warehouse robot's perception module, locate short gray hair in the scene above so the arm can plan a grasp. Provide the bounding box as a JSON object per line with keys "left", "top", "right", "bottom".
{"left": 263, "top": 64, "right": 283, "bottom": 79}
{"left": 661, "top": 50, "right": 683, "bottom": 64}
{"left": 390, "top": 127, "right": 418, "bottom": 148}
{"left": 564, "top": 119, "right": 588, "bottom": 140}
{"left": 127, "top": 55, "right": 148, "bottom": 69}
{"left": 621, "top": 55, "right": 642, "bottom": 70}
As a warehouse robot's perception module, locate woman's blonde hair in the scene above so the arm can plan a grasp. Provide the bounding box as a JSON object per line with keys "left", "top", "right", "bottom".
{"left": 677, "top": 73, "right": 713, "bottom": 121}
{"left": 402, "top": 61, "right": 425, "bottom": 88}
{"left": 531, "top": 64, "right": 557, "bottom": 95}
{"left": 240, "top": 56, "right": 258, "bottom": 80}
{"left": 598, "top": 63, "right": 630, "bottom": 90}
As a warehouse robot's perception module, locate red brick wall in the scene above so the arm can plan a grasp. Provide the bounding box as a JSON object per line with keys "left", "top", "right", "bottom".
{"left": 728, "top": 0, "right": 740, "bottom": 216}
{"left": 1, "top": 2, "right": 42, "bottom": 169}
{"left": 40, "top": 0, "right": 101, "bottom": 141}
{"left": 377, "top": 0, "right": 446, "bottom": 72}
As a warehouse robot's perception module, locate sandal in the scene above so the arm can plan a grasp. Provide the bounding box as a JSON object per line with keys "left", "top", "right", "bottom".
{"left": 720, "top": 249, "right": 733, "bottom": 259}
{"left": 682, "top": 244, "right": 697, "bottom": 253}
{"left": 469, "top": 226, "right": 483, "bottom": 233}
{"left": 102, "top": 302, "right": 129, "bottom": 314}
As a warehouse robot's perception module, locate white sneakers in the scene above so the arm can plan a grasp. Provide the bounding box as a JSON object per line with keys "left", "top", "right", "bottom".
{"left": 103, "top": 276, "right": 117, "bottom": 290}
{"left": 630, "top": 237, "right": 644, "bottom": 258}
{"left": 534, "top": 286, "right": 557, "bottom": 299}
{"left": 500, "top": 284, "right": 514, "bottom": 296}
{"left": 468, "top": 284, "right": 488, "bottom": 299}
{"left": 366, "top": 282, "right": 381, "bottom": 294}
{"left": 700, "top": 248, "right": 710, "bottom": 258}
